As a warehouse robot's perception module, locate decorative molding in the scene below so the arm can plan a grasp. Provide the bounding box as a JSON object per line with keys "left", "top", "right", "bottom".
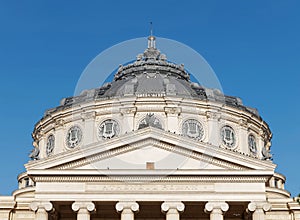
{"left": 31, "top": 175, "right": 269, "bottom": 183}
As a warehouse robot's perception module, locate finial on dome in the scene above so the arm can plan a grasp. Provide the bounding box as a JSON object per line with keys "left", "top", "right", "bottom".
{"left": 148, "top": 21, "right": 156, "bottom": 48}
{"left": 150, "top": 21, "right": 153, "bottom": 36}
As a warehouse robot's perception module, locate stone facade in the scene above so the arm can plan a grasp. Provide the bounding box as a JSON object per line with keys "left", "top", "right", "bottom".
{"left": 0, "top": 36, "right": 299, "bottom": 220}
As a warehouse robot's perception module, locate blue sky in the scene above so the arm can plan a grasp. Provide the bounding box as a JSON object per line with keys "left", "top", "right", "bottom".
{"left": 0, "top": 1, "right": 299, "bottom": 196}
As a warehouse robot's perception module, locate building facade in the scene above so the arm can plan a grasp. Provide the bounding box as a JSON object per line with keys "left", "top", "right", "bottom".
{"left": 0, "top": 36, "right": 299, "bottom": 220}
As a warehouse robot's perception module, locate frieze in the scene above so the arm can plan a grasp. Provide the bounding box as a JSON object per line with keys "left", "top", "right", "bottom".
{"left": 136, "top": 106, "right": 165, "bottom": 112}
{"left": 85, "top": 183, "right": 214, "bottom": 192}
{"left": 136, "top": 93, "right": 165, "bottom": 97}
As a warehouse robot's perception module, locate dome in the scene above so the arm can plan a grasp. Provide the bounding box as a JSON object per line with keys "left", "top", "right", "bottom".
{"left": 32, "top": 35, "right": 271, "bottom": 165}
{"left": 57, "top": 36, "right": 258, "bottom": 118}
{"left": 94, "top": 35, "right": 206, "bottom": 99}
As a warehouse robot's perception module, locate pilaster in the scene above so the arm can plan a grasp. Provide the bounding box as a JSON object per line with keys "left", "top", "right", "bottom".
{"left": 54, "top": 119, "right": 65, "bottom": 154}
{"left": 81, "top": 111, "right": 96, "bottom": 145}
{"left": 164, "top": 107, "right": 181, "bottom": 133}
{"left": 120, "top": 107, "right": 136, "bottom": 132}
{"left": 206, "top": 111, "right": 221, "bottom": 146}
{"left": 238, "top": 119, "right": 248, "bottom": 153}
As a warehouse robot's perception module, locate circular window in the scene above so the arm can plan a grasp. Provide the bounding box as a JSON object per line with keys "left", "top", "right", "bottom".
{"left": 248, "top": 134, "right": 257, "bottom": 155}
{"left": 46, "top": 134, "right": 55, "bottom": 156}
{"left": 182, "top": 119, "right": 204, "bottom": 140}
{"left": 221, "top": 125, "right": 236, "bottom": 148}
{"left": 66, "top": 126, "right": 82, "bottom": 148}
{"left": 98, "top": 119, "right": 120, "bottom": 139}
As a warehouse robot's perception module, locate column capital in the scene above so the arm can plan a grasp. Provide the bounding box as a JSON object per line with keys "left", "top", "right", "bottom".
{"left": 120, "top": 107, "right": 137, "bottom": 115}
{"left": 164, "top": 107, "right": 181, "bottom": 116}
{"left": 30, "top": 201, "right": 53, "bottom": 212}
{"left": 205, "top": 201, "right": 229, "bottom": 213}
{"left": 247, "top": 201, "right": 271, "bottom": 213}
{"left": 161, "top": 201, "right": 185, "bottom": 213}
{"left": 72, "top": 201, "right": 96, "bottom": 212}
{"left": 116, "top": 201, "right": 139, "bottom": 213}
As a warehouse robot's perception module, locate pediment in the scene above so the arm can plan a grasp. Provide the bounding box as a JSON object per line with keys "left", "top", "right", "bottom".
{"left": 26, "top": 127, "right": 276, "bottom": 173}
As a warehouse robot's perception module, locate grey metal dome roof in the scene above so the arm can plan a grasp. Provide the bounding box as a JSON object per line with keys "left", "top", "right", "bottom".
{"left": 95, "top": 35, "right": 206, "bottom": 99}
{"left": 50, "top": 36, "right": 259, "bottom": 119}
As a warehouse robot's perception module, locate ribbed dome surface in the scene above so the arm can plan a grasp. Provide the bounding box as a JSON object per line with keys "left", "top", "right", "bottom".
{"left": 96, "top": 35, "right": 206, "bottom": 99}
{"left": 53, "top": 36, "right": 259, "bottom": 119}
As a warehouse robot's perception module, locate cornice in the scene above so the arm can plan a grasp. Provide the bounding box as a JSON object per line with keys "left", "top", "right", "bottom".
{"left": 29, "top": 171, "right": 271, "bottom": 183}
{"left": 12, "top": 186, "right": 36, "bottom": 198}
{"left": 266, "top": 186, "right": 291, "bottom": 198}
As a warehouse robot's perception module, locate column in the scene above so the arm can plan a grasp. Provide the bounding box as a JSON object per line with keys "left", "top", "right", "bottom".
{"left": 30, "top": 201, "right": 53, "bottom": 220}
{"left": 115, "top": 201, "right": 139, "bottom": 220}
{"left": 204, "top": 202, "right": 229, "bottom": 220}
{"left": 161, "top": 202, "right": 185, "bottom": 220}
{"left": 276, "top": 179, "right": 283, "bottom": 189}
{"left": 268, "top": 177, "right": 275, "bottom": 188}
{"left": 72, "top": 201, "right": 96, "bottom": 220}
{"left": 247, "top": 202, "right": 271, "bottom": 220}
